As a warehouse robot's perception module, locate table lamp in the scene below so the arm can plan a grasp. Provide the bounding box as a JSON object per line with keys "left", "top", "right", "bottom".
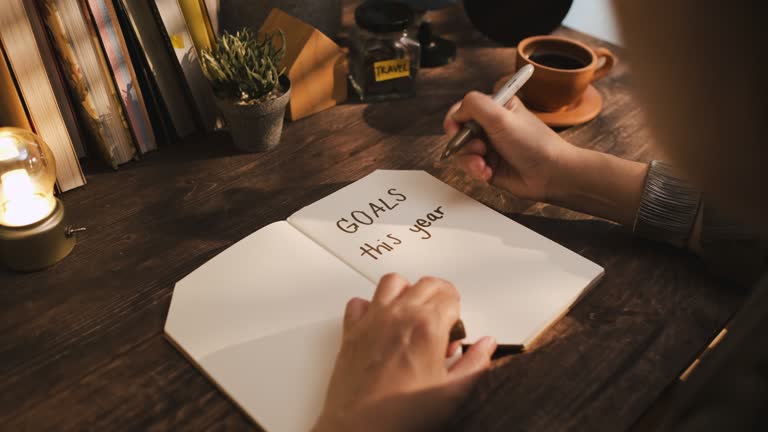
{"left": 0, "top": 128, "right": 81, "bottom": 271}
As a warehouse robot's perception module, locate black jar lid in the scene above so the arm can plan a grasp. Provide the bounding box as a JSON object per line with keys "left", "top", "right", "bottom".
{"left": 355, "top": 1, "right": 414, "bottom": 33}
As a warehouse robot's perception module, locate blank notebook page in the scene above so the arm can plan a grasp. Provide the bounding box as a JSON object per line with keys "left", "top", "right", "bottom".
{"left": 165, "top": 221, "right": 373, "bottom": 432}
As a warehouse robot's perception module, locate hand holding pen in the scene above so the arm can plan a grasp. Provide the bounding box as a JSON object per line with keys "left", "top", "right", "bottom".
{"left": 442, "top": 64, "right": 534, "bottom": 160}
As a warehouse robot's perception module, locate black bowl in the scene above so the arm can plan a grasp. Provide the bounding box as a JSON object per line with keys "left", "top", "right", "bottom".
{"left": 463, "top": 0, "right": 573, "bottom": 46}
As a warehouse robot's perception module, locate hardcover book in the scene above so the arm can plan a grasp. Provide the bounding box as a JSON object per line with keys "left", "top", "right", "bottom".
{"left": 83, "top": 0, "right": 157, "bottom": 155}
{"left": 118, "top": 0, "right": 199, "bottom": 138}
{"left": 153, "top": 0, "right": 220, "bottom": 131}
{"left": 39, "top": 0, "right": 137, "bottom": 168}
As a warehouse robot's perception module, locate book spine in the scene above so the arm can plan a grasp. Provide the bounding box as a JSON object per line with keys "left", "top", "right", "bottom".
{"left": 25, "top": 0, "right": 90, "bottom": 163}
{"left": 197, "top": 0, "right": 217, "bottom": 45}
{"left": 178, "top": 0, "right": 214, "bottom": 53}
{"left": 84, "top": 0, "right": 156, "bottom": 156}
{"left": 201, "top": 0, "right": 219, "bottom": 37}
{"left": 0, "top": 44, "right": 32, "bottom": 130}
{"left": 102, "top": 0, "right": 157, "bottom": 153}
{"left": 76, "top": 0, "right": 136, "bottom": 169}
{"left": 34, "top": 15, "right": 90, "bottom": 161}
{"left": 110, "top": 0, "right": 175, "bottom": 145}
{"left": 153, "top": 0, "right": 220, "bottom": 132}
{"left": 121, "top": 0, "right": 200, "bottom": 137}
{"left": 38, "top": 0, "right": 113, "bottom": 166}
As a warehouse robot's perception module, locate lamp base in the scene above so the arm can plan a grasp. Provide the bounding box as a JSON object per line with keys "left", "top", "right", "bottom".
{"left": 0, "top": 199, "right": 75, "bottom": 272}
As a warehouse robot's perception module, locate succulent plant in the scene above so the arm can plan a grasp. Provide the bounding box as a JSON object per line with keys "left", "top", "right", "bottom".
{"left": 200, "top": 29, "right": 286, "bottom": 104}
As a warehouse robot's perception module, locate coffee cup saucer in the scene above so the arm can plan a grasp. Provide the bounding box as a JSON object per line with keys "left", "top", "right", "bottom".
{"left": 493, "top": 73, "right": 604, "bottom": 128}
{"left": 525, "top": 85, "right": 603, "bottom": 128}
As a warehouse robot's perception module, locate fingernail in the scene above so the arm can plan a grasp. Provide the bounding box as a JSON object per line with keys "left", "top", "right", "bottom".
{"left": 479, "top": 336, "right": 497, "bottom": 354}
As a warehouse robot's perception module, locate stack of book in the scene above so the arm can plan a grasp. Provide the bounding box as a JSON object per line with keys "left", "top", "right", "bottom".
{"left": 0, "top": 0, "right": 222, "bottom": 191}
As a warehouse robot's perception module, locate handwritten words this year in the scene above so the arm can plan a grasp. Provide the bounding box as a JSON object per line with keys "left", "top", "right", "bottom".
{"left": 333, "top": 188, "right": 447, "bottom": 261}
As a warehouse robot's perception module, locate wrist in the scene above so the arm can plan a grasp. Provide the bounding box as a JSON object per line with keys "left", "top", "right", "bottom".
{"left": 546, "top": 144, "right": 591, "bottom": 206}
{"left": 546, "top": 146, "right": 648, "bottom": 226}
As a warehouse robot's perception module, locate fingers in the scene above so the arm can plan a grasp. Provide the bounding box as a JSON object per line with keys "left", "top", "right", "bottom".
{"left": 484, "top": 149, "right": 500, "bottom": 183}
{"left": 400, "top": 276, "right": 455, "bottom": 305}
{"left": 445, "top": 95, "right": 523, "bottom": 139}
{"left": 442, "top": 101, "right": 463, "bottom": 135}
{"left": 448, "top": 336, "right": 496, "bottom": 380}
{"left": 450, "top": 92, "right": 509, "bottom": 137}
{"left": 447, "top": 340, "right": 462, "bottom": 357}
{"left": 399, "top": 277, "right": 461, "bottom": 335}
{"left": 372, "top": 273, "right": 409, "bottom": 306}
{"left": 451, "top": 139, "right": 489, "bottom": 179}
{"left": 373, "top": 274, "right": 463, "bottom": 357}
{"left": 456, "top": 138, "right": 487, "bottom": 157}
{"left": 424, "top": 285, "right": 461, "bottom": 332}
{"left": 454, "top": 154, "right": 494, "bottom": 182}
{"left": 343, "top": 297, "right": 370, "bottom": 332}
{"left": 504, "top": 95, "right": 523, "bottom": 111}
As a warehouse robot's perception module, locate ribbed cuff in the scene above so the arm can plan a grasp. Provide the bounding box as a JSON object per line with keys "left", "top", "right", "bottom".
{"left": 633, "top": 160, "right": 702, "bottom": 247}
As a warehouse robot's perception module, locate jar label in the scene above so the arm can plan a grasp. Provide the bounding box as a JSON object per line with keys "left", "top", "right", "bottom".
{"left": 374, "top": 59, "right": 410, "bottom": 82}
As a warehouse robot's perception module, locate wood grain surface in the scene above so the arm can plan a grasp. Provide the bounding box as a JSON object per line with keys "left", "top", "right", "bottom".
{"left": 0, "top": 3, "right": 745, "bottom": 431}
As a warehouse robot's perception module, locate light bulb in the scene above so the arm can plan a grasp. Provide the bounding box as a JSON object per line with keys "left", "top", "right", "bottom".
{"left": 0, "top": 129, "right": 57, "bottom": 227}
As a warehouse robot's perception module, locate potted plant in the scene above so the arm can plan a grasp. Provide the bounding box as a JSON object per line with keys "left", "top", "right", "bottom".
{"left": 201, "top": 29, "right": 290, "bottom": 152}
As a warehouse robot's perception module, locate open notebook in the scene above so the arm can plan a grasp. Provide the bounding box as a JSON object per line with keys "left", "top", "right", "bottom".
{"left": 165, "top": 170, "right": 604, "bottom": 431}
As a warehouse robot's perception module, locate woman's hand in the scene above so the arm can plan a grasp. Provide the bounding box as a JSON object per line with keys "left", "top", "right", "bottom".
{"left": 313, "top": 274, "right": 496, "bottom": 432}
{"left": 443, "top": 92, "right": 575, "bottom": 202}
{"left": 443, "top": 91, "right": 649, "bottom": 226}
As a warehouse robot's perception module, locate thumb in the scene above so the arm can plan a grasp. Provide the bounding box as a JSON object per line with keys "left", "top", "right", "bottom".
{"left": 343, "top": 297, "right": 370, "bottom": 333}
{"left": 451, "top": 92, "right": 509, "bottom": 137}
{"left": 448, "top": 336, "right": 496, "bottom": 381}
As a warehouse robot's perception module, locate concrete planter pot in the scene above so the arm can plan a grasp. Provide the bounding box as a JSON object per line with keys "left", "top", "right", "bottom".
{"left": 216, "top": 77, "right": 291, "bottom": 153}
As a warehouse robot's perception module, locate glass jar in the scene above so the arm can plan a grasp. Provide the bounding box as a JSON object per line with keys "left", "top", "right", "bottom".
{"left": 349, "top": 2, "right": 421, "bottom": 101}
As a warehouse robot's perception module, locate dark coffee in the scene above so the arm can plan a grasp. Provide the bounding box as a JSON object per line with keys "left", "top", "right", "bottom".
{"left": 529, "top": 52, "right": 587, "bottom": 70}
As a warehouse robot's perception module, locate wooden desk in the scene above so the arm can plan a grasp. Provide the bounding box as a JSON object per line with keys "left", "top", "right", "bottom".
{"left": 0, "top": 8, "right": 745, "bottom": 431}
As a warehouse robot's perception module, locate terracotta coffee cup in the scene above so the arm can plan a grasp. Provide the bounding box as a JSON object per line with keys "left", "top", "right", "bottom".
{"left": 515, "top": 35, "right": 616, "bottom": 112}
